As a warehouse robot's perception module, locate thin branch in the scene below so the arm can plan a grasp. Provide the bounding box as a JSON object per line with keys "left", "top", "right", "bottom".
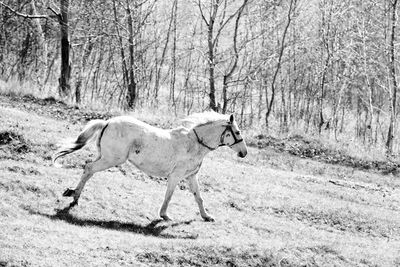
{"left": 0, "top": 1, "right": 49, "bottom": 19}
{"left": 225, "top": 0, "right": 248, "bottom": 78}
{"left": 196, "top": 0, "right": 209, "bottom": 27}
{"left": 265, "top": 0, "right": 296, "bottom": 123}
{"left": 213, "top": 3, "right": 245, "bottom": 47}
{"left": 47, "top": 6, "right": 59, "bottom": 16}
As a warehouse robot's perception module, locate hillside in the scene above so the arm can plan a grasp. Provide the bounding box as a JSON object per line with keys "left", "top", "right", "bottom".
{"left": 1, "top": 96, "right": 400, "bottom": 267}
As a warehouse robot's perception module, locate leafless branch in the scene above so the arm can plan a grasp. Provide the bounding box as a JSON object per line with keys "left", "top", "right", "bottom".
{"left": 1, "top": 1, "right": 49, "bottom": 19}
{"left": 196, "top": 0, "right": 209, "bottom": 26}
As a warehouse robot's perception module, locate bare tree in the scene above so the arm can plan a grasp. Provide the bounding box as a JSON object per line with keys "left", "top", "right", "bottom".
{"left": 197, "top": 0, "right": 219, "bottom": 111}
{"left": 126, "top": 0, "right": 137, "bottom": 109}
{"left": 265, "top": 0, "right": 296, "bottom": 128}
{"left": 197, "top": 0, "right": 251, "bottom": 112}
{"left": 386, "top": 0, "right": 398, "bottom": 154}
{"left": 153, "top": 0, "right": 178, "bottom": 104}
{"left": 55, "top": 0, "right": 71, "bottom": 98}
{"left": 1, "top": 1, "right": 71, "bottom": 98}
{"left": 221, "top": 0, "right": 248, "bottom": 114}
{"left": 30, "top": 0, "right": 48, "bottom": 89}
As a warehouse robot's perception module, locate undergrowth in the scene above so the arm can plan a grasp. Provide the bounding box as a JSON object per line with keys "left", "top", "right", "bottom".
{"left": 247, "top": 134, "right": 400, "bottom": 175}
{"left": 1, "top": 84, "right": 399, "bottom": 174}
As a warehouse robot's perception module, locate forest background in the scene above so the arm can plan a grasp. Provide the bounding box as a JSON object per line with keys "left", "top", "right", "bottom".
{"left": 1, "top": 0, "right": 400, "bottom": 156}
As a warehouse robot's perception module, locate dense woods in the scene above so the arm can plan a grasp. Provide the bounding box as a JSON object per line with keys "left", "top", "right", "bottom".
{"left": 1, "top": 0, "right": 400, "bottom": 153}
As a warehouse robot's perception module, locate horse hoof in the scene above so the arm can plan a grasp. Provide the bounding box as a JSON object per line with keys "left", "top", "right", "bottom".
{"left": 160, "top": 214, "right": 173, "bottom": 221}
{"left": 69, "top": 200, "right": 78, "bottom": 208}
{"left": 202, "top": 215, "right": 215, "bottom": 222}
{"left": 63, "top": 188, "right": 75, "bottom": 197}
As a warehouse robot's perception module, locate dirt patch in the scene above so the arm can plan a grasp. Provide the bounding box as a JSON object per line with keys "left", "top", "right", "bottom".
{"left": 0, "top": 130, "right": 57, "bottom": 162}
{"left": 6, "top": 166, "right": 41, "bottom": 176}
{"left": 278, "top": 245, "right": 352, "bottom": 267}
{"left": 136, "top": 246, "right": 351, "bottom": 267}
{"left": 136, "top": 248, "right": 274, "bottom": 267}
{"left": 2, "top": 95, "right": 114, "bottom": 124}
{"left": 0, "top": 260, "right": 31, "bottom": 267}
{"left": 248, "top": 134, "right": 400, "bottom": 175}
{"left": 265, "top": 205, "right": 396, "bottom": 238}
{"left": 0, "top": 179, "right": 54, "bottom": 198}
{"left": 225, "top": 200, "right": 244, "bottom": 211}
{"left": 0, "top": 131, "right": 28, "bottom": 147}
{"left": 0, "top": 130, "right": 31, "bottom": 156}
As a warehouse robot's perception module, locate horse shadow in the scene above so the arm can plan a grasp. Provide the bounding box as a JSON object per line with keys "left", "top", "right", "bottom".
{"left": 27, "top": 205, "right": 197, "bottom": 240}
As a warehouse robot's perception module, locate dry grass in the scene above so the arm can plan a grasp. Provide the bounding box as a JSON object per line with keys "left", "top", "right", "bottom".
{"left": 0, "top": 78, "right": 58, "bottom": 100}
{"left": 1, "top": 104, "right": 400, "bottom": 266}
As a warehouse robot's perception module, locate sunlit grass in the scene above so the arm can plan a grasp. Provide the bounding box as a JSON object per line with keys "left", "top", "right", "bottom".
{"left": 1, "top": 97, "right": 400, "bottom": 266}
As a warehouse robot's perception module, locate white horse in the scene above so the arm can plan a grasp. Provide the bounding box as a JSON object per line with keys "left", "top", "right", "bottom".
{"left": 53, "top": 111, "right": 247, "bottom": 221}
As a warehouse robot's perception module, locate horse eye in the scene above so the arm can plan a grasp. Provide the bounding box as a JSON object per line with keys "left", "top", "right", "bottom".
{"left": 235, "top": 131, "right": 240, "bottom": 135}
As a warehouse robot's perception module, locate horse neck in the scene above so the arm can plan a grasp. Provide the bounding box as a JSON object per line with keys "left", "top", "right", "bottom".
{"left": 193, "top": 122, "right": 224, "bottom": 149}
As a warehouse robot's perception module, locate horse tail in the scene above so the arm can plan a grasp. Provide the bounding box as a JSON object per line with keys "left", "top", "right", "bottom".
{"left": 52, "top": 119, "right": 107, "bottom": 165}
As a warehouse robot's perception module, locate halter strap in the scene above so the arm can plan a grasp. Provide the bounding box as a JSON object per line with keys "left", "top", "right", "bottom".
{"left": 193, "top": 128, "right": 218, "bottom": 150}
{"left": 193, "top": 124, "right": 243, "bottom": 151}
{"left": 222, "top": 125, "right": 244, "bottom": 147}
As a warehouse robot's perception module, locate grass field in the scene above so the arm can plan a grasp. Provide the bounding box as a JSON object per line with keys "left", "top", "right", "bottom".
{"left": 1, "top": 96, "right": 400, "bottom": 266}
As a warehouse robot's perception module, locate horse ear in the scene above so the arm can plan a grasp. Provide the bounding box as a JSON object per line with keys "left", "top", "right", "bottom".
{"left": 229, "top": 114, "right": 234, "bottom": 123}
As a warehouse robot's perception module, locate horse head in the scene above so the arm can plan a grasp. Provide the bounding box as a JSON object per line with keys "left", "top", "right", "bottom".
{"left": 220, "top": 114, "right": 248, "bottom": 158}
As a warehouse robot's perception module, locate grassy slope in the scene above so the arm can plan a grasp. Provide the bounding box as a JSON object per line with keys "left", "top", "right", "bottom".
{"left": 0, "top": 104, "right": 400, "bottom": 266}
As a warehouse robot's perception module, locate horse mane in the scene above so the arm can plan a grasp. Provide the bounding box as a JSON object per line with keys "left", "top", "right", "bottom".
{"left": 181, "top": 111, "right": 229, "bottom": 130}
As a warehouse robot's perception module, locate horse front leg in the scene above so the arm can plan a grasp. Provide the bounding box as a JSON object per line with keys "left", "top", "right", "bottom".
{"left": 159, "top": 176, "right": 180, "bottom": 221}
{"left": 188, "top": 175, "right": 214, "bottom": 222}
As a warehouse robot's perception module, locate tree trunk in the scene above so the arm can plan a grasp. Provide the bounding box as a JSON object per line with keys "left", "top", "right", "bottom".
{"left": 386, "top": 0, "right": 398, "bottom": 155}
{"left": 197, "top": 0, "right": 220, "bottom": 111}
{"left": 30, "top": 0, "right": 47, "bottom": 89}
{"left": 170, "top": 0, "right": 178, "bottom": 108}
{"left": 318, "top": 0, "right": 333, "bottom": 135}
{"left": 75, "top": 38, "right": 93, "bottom": 104}
{"left": 112, "top": 0, "right": 129, "bottom": 108}
{"left": 59, "top": 0, "right": 71, "bottom": 98}
{"left": 154, "top": 0, "right": 176, "bottom": 102}
{"left": 265, "top": 0, "right": 295, "bottom": 128}
{"left": 126, "top": 0, "right": 136, "bottom": 109}
{"left": 207, "top": 6, "right": 217, "bottom": 111}
{"left": 221, "top": 0, "right": 248, "bottom": 114}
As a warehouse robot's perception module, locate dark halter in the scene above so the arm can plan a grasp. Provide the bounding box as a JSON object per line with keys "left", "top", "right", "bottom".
{"left": 193, "top": 128, "right": 217, "bottom": 150}
{"left": 221, "top": 125, "right": 244, "bottom": 147}
{"left": 193, "top": 124, "right": 244, "bottom": 151}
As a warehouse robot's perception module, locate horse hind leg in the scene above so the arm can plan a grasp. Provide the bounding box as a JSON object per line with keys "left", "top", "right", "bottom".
{"left": 63, "top": 136, "right": 103, "bottom": 200}
{"left": 64, "top": 156, "right": 125, "bottom": 207}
